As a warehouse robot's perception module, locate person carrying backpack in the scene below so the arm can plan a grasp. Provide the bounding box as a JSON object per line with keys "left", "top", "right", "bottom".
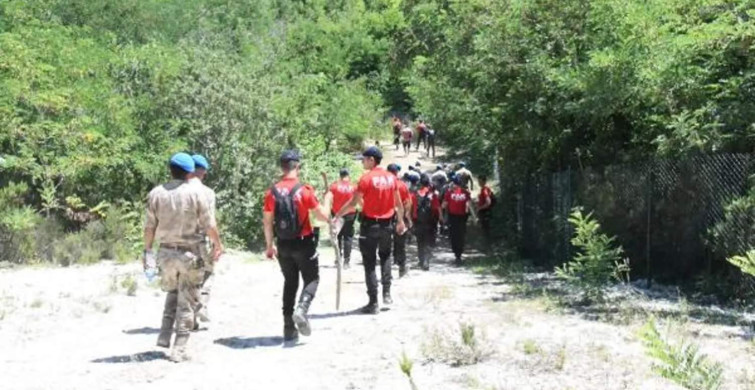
{"left": 477, "top": 175, "right": 495, "bottom": 241}
{"left": 443, "top": 175, "right": 475, "bottom": 266}
{"left": 263, "top": 150, "right": 332, "bottom": 341}
{"left": 412, "top": 174, "right": 441, "bottom": 271}
{"left": 333, "top": 146, "right": 407, "bottom": 315}
{"left": 325, "top": 168, "right": 357, "bottom": 269}
{"left": 387, "top": 163, "right": 413, "bottom": 278}
{"left": 425, "top": 126, "right": 436, "bottom": 158}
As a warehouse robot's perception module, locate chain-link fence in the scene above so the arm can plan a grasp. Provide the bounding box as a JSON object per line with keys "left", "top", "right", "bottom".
{"left": 499, "top": 153, "right": 755, "bottom": 284}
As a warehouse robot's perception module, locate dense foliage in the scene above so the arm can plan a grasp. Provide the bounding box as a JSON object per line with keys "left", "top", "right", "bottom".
{"left": 2, "top": 0, "right": 755, "bottom": 265}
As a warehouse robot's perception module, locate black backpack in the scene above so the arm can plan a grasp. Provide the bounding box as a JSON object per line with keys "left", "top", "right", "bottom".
{"left": 271, "top": 183, "right": 303, "bottom": 240}
{"left": 416, "top": 191, "right": 434, "bottom": 224}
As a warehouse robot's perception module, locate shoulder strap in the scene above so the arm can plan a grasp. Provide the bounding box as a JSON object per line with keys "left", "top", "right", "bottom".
{"left": 289, "top": 183, "right": 304, "bottom": 198}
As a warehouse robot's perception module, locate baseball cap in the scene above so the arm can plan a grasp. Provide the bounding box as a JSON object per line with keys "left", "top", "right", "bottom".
{"left": 339, "top": 168, "right": 350, "bottom": 177}
{"left": 361, "top": 146, "right": 383, "bottom": 160}
{"left": 191, "top": 154, "right": 209, "bottom": 170}
{"left": 280, "top": 150, "right": 301, "bottom": 164}
{"left": 169, "top": 153, "right": 195, "bottom": 173}
{"left": 420, "top": 174, "right": 431, "bottom": 186}
{"left": 387, "top": 163, "right": 400, "bottom": 173}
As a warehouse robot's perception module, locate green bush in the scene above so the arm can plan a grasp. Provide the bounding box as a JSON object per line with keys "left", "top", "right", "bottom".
{"left": 639, "top": 318, "right": 723, "bottom": 390}
{"left": 556, "top": 207, "right": 630, "bottom": 300}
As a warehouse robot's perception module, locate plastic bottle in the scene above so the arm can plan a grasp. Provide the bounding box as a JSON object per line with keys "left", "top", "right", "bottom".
{"left": 144, "top": 251, "right": 157, "bottom": 282}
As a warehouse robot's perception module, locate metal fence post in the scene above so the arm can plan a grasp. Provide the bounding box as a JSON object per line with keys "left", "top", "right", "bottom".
{"left": 646, "top": 165, "right": 653, "bottom": 289}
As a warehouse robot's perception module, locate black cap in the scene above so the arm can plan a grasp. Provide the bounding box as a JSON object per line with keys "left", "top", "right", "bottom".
{"left": 420, "top": 174, "right": 431, "bottom": 186}
{"left": 362, "top": 146, "right": 382, "bottom": 160}
{"left": 339, "top": 168, "right": 350, "bottom": 178}
{"left": 387, "top": 163, "right": 400, "bottom": 173}
{"left": 280, "top": 150, "right": 300, "bottom": 164}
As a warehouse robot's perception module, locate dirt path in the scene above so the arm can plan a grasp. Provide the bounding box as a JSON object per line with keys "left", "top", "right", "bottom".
{"left": 2, "top": 146, "right": 755, "bottom": 390}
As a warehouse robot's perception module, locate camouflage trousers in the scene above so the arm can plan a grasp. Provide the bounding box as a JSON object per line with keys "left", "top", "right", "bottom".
{"left": 158, "top": 247, "right": 204, "bottom": 336}
{"left": 197, "top": 243, "right": 214, "bottom": 314}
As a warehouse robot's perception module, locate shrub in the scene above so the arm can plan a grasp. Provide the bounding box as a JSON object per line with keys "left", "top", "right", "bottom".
{"left": 556, "top": 207, "right": 630, "bottom": 301}
{"left": 639, "top": 318, "right": 723, "bottom": 390}
{"left": 727, "top": 250, "right": 755, "bottom": 278}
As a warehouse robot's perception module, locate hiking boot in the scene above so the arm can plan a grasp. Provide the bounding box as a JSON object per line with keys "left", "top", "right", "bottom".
{"left": 454, "top": 257, "right": 463, "bottom": 267}
{"left": 359, "top": 302, "right": 379, "bottom": 315}
{"left": 422, "top": 262, "right": 430, "bottom": 271}
{"left": 292, "top": 293, "right": 313, "bottom": 337}
{"left": 169, "top": 334, "right": 190, "bottom": 363}
{"left": 383, "top": 288, "right": 393, "bottom": 305}
{"left": 343, "top": 261, "right": 351, "bottom": 270}
{"left": 156, "top": 317, "right": 174, "bottom": 348}
{"left": 399, "top": 266, "right": 408, "bottom": 278}
{"left": 284, "top": 316, "right": 298, "bottom": 341}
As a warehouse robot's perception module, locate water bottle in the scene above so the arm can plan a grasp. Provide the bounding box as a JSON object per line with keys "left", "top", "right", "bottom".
{"left": 144, "top": 251, "right": 157, "bottom": 282}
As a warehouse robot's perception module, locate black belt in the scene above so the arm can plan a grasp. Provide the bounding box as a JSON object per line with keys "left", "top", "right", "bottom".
{"left": 277, "top": 234, "right": 315, "bottom": 242}
{"left": 360, "top": 214, "right": 394, "bottom": 223}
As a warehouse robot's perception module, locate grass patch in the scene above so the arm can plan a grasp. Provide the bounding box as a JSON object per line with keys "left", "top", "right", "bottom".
{"left": 422, "top": 321, "right": 493, "bottom": 367}
{"left": 120, "top": 274, "right": 138, "bottom": 296}
{"left": 399, "top": 351, "right": 419, "bottom": 390}
{"left": 29, "top": 297, "right": 44, "bottom": 309}
{"left": 522, "top": 339, "right": 541, "bottom": 355}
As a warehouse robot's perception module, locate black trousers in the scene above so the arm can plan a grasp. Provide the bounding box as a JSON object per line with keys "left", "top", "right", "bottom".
{"left": 337, "top": 214, "right": 356, "bottom": 263}
{"left": 402, "top": 140, "right": 411, "bottom": 154}
{"left": 479, "top": 209, "right": 492, "bottom": 239}
{"left": 448, "top": 214, "right": 468, "bottom": 260}
{"left": 359, "top": 217, "right": 394, "bottom": 302}
{"left": 393, "top": 228, "right": 407, "bottom": 268}
{"left": 425, "top": 135, "right": 435, "bottom": 157}
{"left": 415, "top": 223, "right": 436, "bottom": 267}
{"left": 415, "top": 132, "right": 427, "bottom": 150}
{"left": 277, "top": 236, "right": 319, "bottom": 317}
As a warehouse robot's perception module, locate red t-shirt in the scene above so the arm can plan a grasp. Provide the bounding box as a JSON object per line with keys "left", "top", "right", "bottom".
{"left": 479, "top": 186, "right": 493, "bottom": 209}
{"left": 329, "top": 180, "right": 356, "bottom": 215}
{"left": 397, "top": 178, "right": 411, "bottom": 205}
{"left": 417, "top": 123, "right": 427, "bottom": 135}
{"left": 263, "top": 178, "right": 319, "bottom": 237}
{"left": 357, "top": 167, "right": 397, "bottom": 219}
{"left": 444, "top": 186, "right": 471, "bottom": 216}
{"left": 411, "top": 187, "right": 441, "bottom": 221}
{"left": 401, "top": 127, "right": 413, "bottom": 141}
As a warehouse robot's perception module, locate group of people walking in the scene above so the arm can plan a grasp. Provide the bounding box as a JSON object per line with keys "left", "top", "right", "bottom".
{"left": 392, "top": 117, "right": 436, "bottom": 158}
{"left": 141, "top": 138, "right": 494, "bottom": 363}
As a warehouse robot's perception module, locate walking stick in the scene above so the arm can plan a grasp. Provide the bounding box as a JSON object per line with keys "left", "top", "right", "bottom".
{"left": 321, "top": 172, "right": 344, "bottom": 311}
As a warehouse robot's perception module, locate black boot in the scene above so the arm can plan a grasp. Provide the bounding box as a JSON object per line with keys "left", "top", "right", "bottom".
{"left": 157, "top": 316, "right": 174, "bottom": 348}
{"left": 399, "top": 265, "right": 408, "bottom": 278}
{"left": 284, "top": 316, "right": 298, "bottom": 341}
{"left": 292, "top": 293, "right": 313, "bottom": 336}
{"left": 383, "top": 287, "right": 393, "bottom": 305}
{"left": 360, "top": 295, "right": 379, "bottom": 314}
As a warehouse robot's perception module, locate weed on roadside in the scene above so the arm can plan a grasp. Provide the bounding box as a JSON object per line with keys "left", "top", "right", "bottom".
{"left": 422, "top": 321, "right": 493, "bottom": 366}
{"left": 399, "top": 351, "right": 419, "bottom": 390}
{"left": 639, "top": 317, "right": 723, "bottom": 390}
{"left": 120, "top": 274, "right": 137, "bottom": 296}
{"left": 522, "top": 339, "right": 541, "bottom": 355}
{"left": 29, "top": 297, "right": 44, "bottom": 309}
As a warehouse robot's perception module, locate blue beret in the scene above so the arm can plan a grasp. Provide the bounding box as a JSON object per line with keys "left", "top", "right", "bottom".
{"left": 191, "top": 154, "right": 209, "bottom": 170}
{"left": 387, "top": 163, "right": 400, "bottom": 173}
{"left": 170, "top": 153, "right": 195, "bottom": 173}
{"left": 339, "top": 168, "right": 350, "bottom": 177}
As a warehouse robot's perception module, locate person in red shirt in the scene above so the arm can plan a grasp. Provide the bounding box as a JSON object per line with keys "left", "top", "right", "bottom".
{"left": 442, "top": 176, "right": 475, "bottom": 266}
{"left": 412, "top": 174, "right": 442, "bottom": 271}
{"left": 325, "top": 168, "right": 357, "bottom": 269}
{"left": 477, "top": 175, "right": 494, "bottom": 241}
{"left": 401, "top": 125, "right": 413, "bottom": 156}
{"left": 333, "top": 146, "right": 406, "bottom": 314}
{"left": 387, "top": 163, "right": 413, "bottom": 277}
{"left": 392, "top": 117, "right": 402, "bottom": 151}
{"left": 415, "top": 120, "right": 427, "bottom": 151}
{"left": 263, "top": 150, "right": 331, "bottom": 341}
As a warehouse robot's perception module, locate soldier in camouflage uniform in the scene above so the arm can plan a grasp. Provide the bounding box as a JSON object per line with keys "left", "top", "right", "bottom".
{"left": 188, "top": 154, "right": 216, "bottom": 326}
{"left": 143, "top": 153, "right": 223, "bottom": 362}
